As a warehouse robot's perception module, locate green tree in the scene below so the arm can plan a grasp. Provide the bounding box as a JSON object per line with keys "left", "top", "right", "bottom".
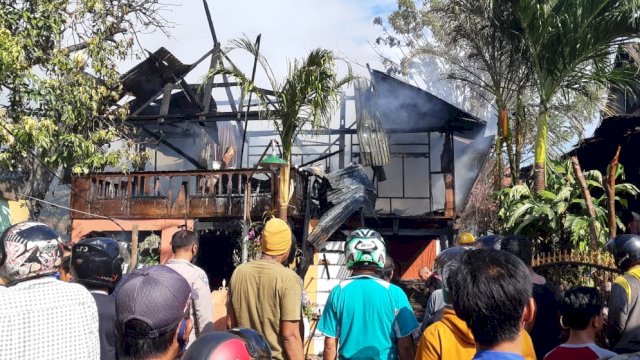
{"left": 207, "top": 37, "right": 353, "bottom": 219}
{"left": 376, "top": 0, "right": 530, "bottom": 184}
{"left": 498, "top": 160, "right": 639, "bottom": 251}
{"left": 0, "top": 0, "right": 167, "bottom": 216}
{"left": 513, "top": 0, "right": 640, "bottom": 191}
{"left": 375, "top": 0, "right": 601, "bottom": 188}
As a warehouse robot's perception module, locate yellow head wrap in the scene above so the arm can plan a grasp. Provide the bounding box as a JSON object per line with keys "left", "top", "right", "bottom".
{"left": 261, "top": 218, "right": 292, "bottom": 256}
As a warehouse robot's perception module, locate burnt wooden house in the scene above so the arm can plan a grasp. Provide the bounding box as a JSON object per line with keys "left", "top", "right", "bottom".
{"left": 69, "top": 18, "right": 492, "bottom": 287}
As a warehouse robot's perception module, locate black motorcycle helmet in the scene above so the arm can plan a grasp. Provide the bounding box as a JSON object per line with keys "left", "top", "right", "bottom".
{"left": 71, "top": 237, "right": 123, "bottom": 290}
{"left": 606, "top": 234, "right": 640, "bottom": 272}
{"left": 476, "top": 235, "right": 504, "bottom": 250}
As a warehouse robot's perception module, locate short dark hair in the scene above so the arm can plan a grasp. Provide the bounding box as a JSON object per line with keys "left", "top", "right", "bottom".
{"left": 500, "top": 235, "right": 533, "bottom": 266}
{"left": 379, "top": 256, "right": 395, "bottom": 280}
{"left": 118, "top": 319, "right": 178, "bottom": 360}
{"left": 59, "top": 256, "right": 71, "bottom": 272}
{"left": 561, "top": 286, "right": 602, "bottom": 330}
{"left": 82, "top": 231, "right": 110, "bottom": 239}
{"left": 450, "top": 249, "right": 532, "bottom": 347}
{"left": 171, "top": 230, "right": 198, "bottom": 253}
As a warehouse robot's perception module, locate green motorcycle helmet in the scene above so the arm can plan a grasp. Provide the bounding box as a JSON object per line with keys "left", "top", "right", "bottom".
{"left": 345, "top": 228, "right": 386, "bottom": 270}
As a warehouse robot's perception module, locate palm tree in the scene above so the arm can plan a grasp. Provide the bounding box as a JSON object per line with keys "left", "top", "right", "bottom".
{"left": 206, "top": 37, "right": 353, "bottom": 219}
{"left": 434, "top": 0, "right": 531, "bottom": 186}
{"left": 513, "top": 0, "right": 640, "bottom": 191}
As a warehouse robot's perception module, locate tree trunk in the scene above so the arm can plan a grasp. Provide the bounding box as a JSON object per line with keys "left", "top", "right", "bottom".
{"left": 498, "top": 107, "right": 518, "bottom": 187}
{"left": 513, "top": 96, "right": 526, "bottom": 184}
{"left": 494, "top": 105, "right": 508, "bottom": 189}
{"left": 494, "top": 135, "right": 504, "bottom": 190}
{"left": 607, "top": 145, "right": 622, "bottom": 238}
{"left": 278, "top": 165, "right": 291, "bottom": 220}
{"left": 130, "top": 225, "right": 139, "bottom": 271}
{"left": 24, "top": 162, "right": 56, "bottom": 220}
{"left": 570, "top": 156, "right": 598, "bottom": 248}
{"left": 533, "top": 108, "right": 549, "bottom": 191}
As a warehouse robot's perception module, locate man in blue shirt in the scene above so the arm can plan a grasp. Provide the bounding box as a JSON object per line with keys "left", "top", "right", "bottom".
{"left": 317, "top": 229, "right": 418, "bottom": 360}
{"left": 450, "top": 249, "right": 536, "bottom": 360}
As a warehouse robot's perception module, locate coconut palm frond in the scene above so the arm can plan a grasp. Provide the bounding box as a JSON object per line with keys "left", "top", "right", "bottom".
{"left": 516, "top": 0, "right": 640, "bottom": 103}
{"left": 225, "top": 36, "right": 279, "bottom": 92}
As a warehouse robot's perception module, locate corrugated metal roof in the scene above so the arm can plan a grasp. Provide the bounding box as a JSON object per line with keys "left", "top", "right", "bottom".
{"left": 354, "top": 78, "right": 390, "bottom": 168}
{"left": 120, "top": 47, "right": 193, "bottom": 114}
{"left": 308, "top": 164, "right": 376, "bottom": 249}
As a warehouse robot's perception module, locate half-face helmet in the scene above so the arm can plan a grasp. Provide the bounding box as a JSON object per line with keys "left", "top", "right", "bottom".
{"left": 0, "top": 221, "right": 63, "bottom": 283}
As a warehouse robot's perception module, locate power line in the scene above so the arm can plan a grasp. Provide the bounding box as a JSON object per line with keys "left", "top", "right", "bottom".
{"left": 21, "top": 194, "right": 115, "bottom": 220}
{"left": 0, "top": 121, "right": 127, "bottom": 232}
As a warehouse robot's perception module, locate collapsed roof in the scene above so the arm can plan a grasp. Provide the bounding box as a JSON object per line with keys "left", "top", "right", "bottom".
{"left": 307, "top": 70, "right": 493, "bottom": 248}
{"left": 370, "top": 70, "right": 486, "bottom": 138}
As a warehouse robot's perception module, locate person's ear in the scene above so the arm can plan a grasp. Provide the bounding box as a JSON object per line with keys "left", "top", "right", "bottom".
{"left": 592, "top": 313, "right": 604, "bottom": 331}
{"left": 184, "top": 318, "right": 193, "bottom": 342}
{"left": 192, "top": 244, "right": 198, "bottom": 256}
{"left": 522, "top": 297, "right": 536, "bottom": 326}
{"left": 175, "top": 318, "right": 193, "bottom": 354}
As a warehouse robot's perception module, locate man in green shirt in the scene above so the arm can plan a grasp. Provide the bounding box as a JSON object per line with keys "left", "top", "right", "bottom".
{"left": 227, "top": 218, "right": 303, "bottom": 360}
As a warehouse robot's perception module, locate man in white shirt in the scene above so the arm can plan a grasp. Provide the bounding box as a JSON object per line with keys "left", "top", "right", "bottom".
{"left": 0, "top": 221, "right": 100, "bottom": 360}
{"left": 166, "top": 230, "right": 213, "bottom": 345}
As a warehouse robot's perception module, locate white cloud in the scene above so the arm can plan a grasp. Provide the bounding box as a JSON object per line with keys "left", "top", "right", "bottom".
{"left": 119, "top": 0, "right": 397, "bottom": 83}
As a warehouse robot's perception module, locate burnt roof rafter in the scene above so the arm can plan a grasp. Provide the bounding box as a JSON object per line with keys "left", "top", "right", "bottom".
{"left": 120, "top": 1, "right": 278, "bottom": 127}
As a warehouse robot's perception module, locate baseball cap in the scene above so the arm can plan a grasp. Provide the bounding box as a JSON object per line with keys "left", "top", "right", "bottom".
{"left": 116, "top": 265, "right": 196, "bottom": 338}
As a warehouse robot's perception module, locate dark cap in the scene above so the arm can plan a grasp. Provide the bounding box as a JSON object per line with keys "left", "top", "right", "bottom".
{"left": 116, "top": 265, "right": 195, "bottom": 338}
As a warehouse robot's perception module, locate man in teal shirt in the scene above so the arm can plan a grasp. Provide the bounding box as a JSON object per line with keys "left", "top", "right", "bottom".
{"left": 317, "top": 229, "right": 418, "bottom": 360}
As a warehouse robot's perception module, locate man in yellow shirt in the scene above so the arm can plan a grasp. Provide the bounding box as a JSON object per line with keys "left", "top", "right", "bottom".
{"left": 416, "top": 247, "right": 536, "bottom": 360}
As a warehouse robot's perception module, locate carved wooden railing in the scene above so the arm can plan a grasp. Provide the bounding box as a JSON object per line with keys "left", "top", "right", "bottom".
{"left": 532, "top": 250, "right": 619, "bottom": 273}
{"left": 71, "top": 169, "right": 277, "bottom": 219}
{"left": 532, "top": 250, "right": 621, "bottom": 294}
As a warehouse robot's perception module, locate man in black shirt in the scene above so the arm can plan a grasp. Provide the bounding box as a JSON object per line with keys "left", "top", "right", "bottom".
{"left": 71, "top": 236, "right": 124, "bottom": 360}
{"left": 501, "top": 235, "right": 563, "bottom": 360}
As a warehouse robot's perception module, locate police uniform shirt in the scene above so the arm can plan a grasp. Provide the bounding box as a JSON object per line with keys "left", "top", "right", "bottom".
{"left": 165, "top": 259, "right": 214, "bottom": 344}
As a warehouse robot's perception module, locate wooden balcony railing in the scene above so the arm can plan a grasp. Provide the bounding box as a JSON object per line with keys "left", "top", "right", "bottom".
{"left": 71, "top": 169, "right": 277, "bottom": 219}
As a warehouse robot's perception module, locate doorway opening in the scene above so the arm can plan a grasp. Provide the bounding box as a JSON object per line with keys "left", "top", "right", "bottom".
{"left": 195, "top": 220, "right": 242, "bottom": 289}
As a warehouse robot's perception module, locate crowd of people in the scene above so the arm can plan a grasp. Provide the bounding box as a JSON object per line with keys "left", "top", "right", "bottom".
{"left": 412, "top": 233, "right": 640, "bottom": 360}
{"left": 1, "top": 218, "right": 640, "bottom": 360}
{"left": 0, "top": 221, "right": 270, "bottom": 360}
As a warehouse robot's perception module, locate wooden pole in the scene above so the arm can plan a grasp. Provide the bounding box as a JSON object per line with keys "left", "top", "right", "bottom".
{"left": 570, "top": 156, "right": 598, "bottom": 248}
{"left": 241, "top": 181, "right": 251, "bottom": 263}
{"left": 443, "top": 132, "right": 456, "bottom": 217}
{"left": 130, "top": 224, "right": 139, "bottom": 271}
{"left": 607, "top": 145, "right": 622, "bottom": 239}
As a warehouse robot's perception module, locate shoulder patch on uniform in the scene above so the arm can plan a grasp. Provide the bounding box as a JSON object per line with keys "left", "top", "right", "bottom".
{"left": 615, "top": 275, "right": 632, "bottom": 304}
{"left": 199, "top": 274, "right": 208, "bottom": 285}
